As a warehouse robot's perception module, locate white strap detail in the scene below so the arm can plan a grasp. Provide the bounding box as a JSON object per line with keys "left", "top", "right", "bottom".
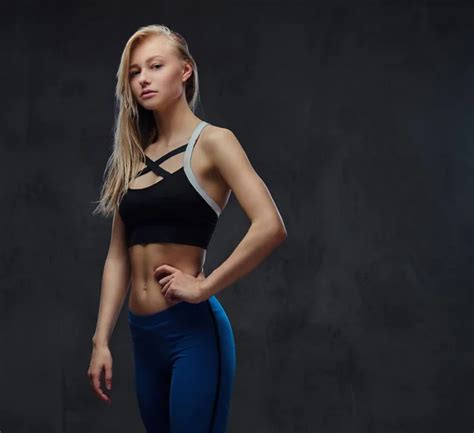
{"left": 184, "top": 121, "right": 222, "bottom": 216}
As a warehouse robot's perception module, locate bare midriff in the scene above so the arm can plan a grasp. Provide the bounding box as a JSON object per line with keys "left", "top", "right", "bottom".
{"left": 127, "top": 242, "right": 206, "bottom": 315}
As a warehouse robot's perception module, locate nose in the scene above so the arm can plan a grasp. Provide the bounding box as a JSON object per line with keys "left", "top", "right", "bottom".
{"left": 137, "top": 71, "right": 151, "bottom": 86}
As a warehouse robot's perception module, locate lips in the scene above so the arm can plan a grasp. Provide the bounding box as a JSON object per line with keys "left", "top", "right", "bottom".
{"left": 141, "top": 90, "right": 157, "bottom": 97}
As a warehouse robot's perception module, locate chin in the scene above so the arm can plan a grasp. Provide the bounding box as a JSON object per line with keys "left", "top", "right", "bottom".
{"left": 138, "top": 99, "right": 160, "bottom": 109}
{"left": 145, "top": 102, "right": 162, "bottom": 110}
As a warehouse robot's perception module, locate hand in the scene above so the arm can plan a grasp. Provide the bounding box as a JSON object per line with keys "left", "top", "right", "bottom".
{"left": 87, "top": 345, "right": 113, "bottom": 405}
{"left": 153, "top": 264, "right": 208, "bottom": 304}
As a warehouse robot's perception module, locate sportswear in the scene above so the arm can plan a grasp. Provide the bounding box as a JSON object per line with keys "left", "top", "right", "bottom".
{"left": 128, "top": 296, "right": 236, "bottom": 433}
{"left": 118, "top": 121, "right": 222, "bottom": 249}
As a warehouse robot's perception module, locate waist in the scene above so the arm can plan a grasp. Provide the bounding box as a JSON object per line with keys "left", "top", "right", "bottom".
{"left": 129, "top": 243, "right": 205, "bottom": 280}
{"left": 127, "top": 242, "right": 206, "bottom": 315}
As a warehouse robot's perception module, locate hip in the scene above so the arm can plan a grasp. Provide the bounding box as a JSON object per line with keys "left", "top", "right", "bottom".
{"left": 127, "top": 296, "right": 234, "bottom": 347}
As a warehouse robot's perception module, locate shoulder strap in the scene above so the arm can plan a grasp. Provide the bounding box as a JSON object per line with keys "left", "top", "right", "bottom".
{"left": 182, "top": 120, "right": 222, "bottom": 216}
{"left": 183, "top": 121, "right": 209, "bottom": 170}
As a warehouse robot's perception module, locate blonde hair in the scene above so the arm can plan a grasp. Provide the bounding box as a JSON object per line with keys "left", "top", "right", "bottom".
{"left": 91, "top": 24, "right": 201, "bottom": 218}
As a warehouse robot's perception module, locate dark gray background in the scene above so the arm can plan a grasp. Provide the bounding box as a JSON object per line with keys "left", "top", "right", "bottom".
{"left": 1, "top": 1, "right": 473, "bottom": 432}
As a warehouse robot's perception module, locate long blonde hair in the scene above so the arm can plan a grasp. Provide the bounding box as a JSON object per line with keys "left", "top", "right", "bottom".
{"left": 92, "top": 24, "right": 201, "bottom": 218}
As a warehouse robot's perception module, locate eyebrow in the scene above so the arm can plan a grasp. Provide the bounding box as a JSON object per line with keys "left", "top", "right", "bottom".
{"left": 129, "top": 55, "right": 165, "bottom": 68}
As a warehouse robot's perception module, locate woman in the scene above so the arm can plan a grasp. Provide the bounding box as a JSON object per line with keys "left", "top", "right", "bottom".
{"left": 88, "top": 24, "right": 287, "bottom": 433}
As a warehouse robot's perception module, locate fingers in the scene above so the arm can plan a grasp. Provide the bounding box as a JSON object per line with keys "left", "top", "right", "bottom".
{"left": 88, "top": 365, "right": 112, "bottom": 404}
{"left": 161, "top": 280, "right": 172, "bottom": 299}
{"left": 154, "top": 266, "right": 204, "bottom": 282}
{"left": 155, "top": 272, "right": 173, "bottom": 285}
{"left": 153, "top": 264, "right": 176, "bottom": 280}
{"left": 105, "top": 364, "right": 113, "bottom": 391}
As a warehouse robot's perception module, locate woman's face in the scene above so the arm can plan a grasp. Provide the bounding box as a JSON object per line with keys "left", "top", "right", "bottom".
{"left": 128, "top": 35, "right": 190, "bottom": 110}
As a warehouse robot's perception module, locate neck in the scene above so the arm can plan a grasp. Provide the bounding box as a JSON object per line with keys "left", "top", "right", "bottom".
{"left": 151, "top": 98, "right": 200, "bottom": 147}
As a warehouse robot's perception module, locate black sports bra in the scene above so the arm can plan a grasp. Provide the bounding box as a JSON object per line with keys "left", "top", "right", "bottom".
{"left": 118, "top": 121, "right": 223, "bottom": 249}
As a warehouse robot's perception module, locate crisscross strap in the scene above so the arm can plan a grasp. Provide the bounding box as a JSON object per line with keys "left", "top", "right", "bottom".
{"left": 137, "top": 142, "right": 188, "bottom": 178}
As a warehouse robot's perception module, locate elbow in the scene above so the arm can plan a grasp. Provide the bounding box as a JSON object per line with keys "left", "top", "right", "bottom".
{"left": 276, "top": 226, "right": 288, "bottom": 243}
{"left": 253, "top": 218, "right": 288, "bottom": 244}
{"left": 269, "top": 223, "right": 287, "bottom": 245}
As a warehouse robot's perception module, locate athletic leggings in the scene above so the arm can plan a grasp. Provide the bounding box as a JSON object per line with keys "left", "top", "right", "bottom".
{"left": 127, "top": 295, "right": 236, "bottom": 433}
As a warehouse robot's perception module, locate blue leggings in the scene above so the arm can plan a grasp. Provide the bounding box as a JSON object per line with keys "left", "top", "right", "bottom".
{"left": 127, "top": 295, "right": 236, "bottom": 433}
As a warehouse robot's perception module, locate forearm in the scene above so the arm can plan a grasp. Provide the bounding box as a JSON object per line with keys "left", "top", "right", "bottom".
{"left": 92, "top": 256, "right": 131, "bottom": 347}
{"left": 200, "top": 220, "right": 286, "bottom": 298}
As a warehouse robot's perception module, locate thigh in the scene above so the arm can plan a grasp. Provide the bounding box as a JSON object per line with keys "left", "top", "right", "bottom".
{"left": 169, "top": 297, "right": 236, "bottom": 433}
{"left": 130, "top": 325, "right": 172, "bottom": 433}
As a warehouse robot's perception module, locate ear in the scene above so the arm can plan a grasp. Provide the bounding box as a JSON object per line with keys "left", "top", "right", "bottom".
{"left": 182, "top": 62, "right": 193, "bottom": 83}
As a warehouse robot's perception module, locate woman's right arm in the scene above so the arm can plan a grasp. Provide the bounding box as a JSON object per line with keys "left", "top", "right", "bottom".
{"left": 88, "top": 208, "right": 131, "bottom": 403}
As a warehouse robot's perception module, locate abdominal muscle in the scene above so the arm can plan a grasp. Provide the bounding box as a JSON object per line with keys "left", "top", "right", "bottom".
{"left": 127, "top": 242, "right": 206, "bottom": 315}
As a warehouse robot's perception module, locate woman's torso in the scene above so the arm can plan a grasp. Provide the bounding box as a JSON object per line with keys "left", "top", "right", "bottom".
{"left": 123, "top": 122, "right": 231, "bottom": 315}
{"left": 127, "top": 243, "right": 206, "bottom": 315}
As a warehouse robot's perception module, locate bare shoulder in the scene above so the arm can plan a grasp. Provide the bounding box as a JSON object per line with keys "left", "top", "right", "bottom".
{"left": 202, "top": 123, "right": 235, "bottom": 139}
{"left": 200, "top": 124, "right": 251, "bottom": 172}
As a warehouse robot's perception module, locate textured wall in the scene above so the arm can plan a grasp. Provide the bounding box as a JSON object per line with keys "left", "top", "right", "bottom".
{"left": 0, "top": 1, "right": 472, "bottom": 433}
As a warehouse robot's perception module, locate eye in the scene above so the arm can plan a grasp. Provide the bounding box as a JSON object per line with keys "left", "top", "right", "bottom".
{"left": 128, "top": 64, "right": 161, "bottom": 77}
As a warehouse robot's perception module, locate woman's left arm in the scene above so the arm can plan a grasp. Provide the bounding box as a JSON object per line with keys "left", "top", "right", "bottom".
{"left": 198, "top": 127, "right": 287, "bottom": 300}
